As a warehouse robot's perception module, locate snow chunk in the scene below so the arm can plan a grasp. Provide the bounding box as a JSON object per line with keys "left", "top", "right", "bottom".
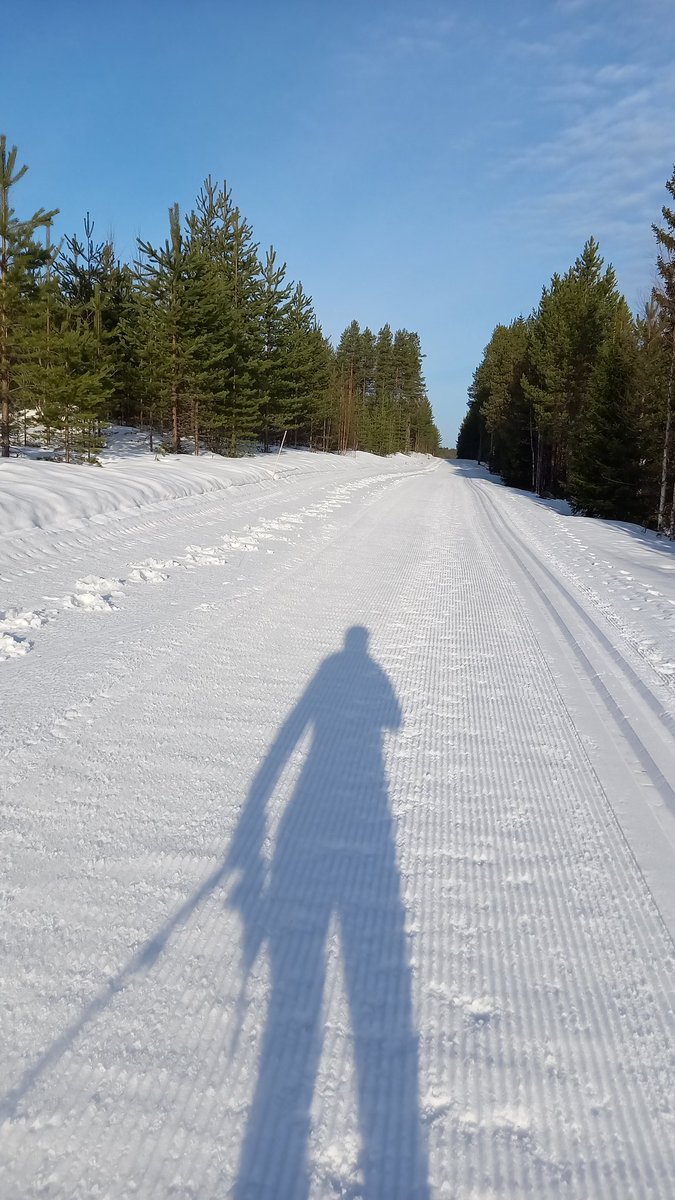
{"left": 183, "top": 545, "right": 228, "bottom": 566}
{"left": 0, "top": 631, "right": 32, "bottom": 659}
{"left": 0, "top": 607, "right": 53, "bottom": 632}
{"left": 128, "top": 566, "right": 168, "bottom": 584}
{"left": 63, "top": 576, "right": 125, "bottom": 612}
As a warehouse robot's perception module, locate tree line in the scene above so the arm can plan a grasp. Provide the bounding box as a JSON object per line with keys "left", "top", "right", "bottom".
{"left": 0, "top": 137, "right": 440, "bottom": 464}
{"left": 457, "top": 166, "right": 675, "bottom": 534}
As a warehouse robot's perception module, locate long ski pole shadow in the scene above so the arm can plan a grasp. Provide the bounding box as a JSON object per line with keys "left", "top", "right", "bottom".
{"left": 0, "top": 854, "right": 232, "bottom": 1122}
{"left": 1, "top": 628, "right": 429, "bottom": 1200}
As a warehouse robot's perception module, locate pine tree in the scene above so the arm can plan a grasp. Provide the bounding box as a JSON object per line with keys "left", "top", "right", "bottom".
{"left": 0, "top": 142, "right": 444, "bottom": 468}
{"left": 477, "top": 319, "right": 534, "bottom": 488}
{"left": 352, "top": 327, "right": 375, "bottom": 451}
{"left": 635, "top": 299, "right": 670, "bottom": 526}
{"left": 0, "top": 137, "right": 57, "bottom": 456}
{"left": 50, "top": 214, "right": 121, "bottom": 452}
{"left": 523, "top": 238, "right": 622, "bottom": 496}
{"left": 259, "top": 246, "right": 292, "bottom": 450}
{"left": 456, "top": 387, "right": 488, "bottom": 462}
{"left": 39, "top": 315, "right": 111, "bottom": 463}
{"left": 373, "top": 324, "right": 396, "bottom": 454}
{"left": 568, "top": 310, "right": 643, "bottom": 521}
{"left": 392, "top": 330, "right": 426, "bottom": 453}
{"left": 651, "top": 165, "right": 675, "bottom": 534}
{"left": 281, "top": 284, "right": 332, "bottom": 447}
{"left": 221, "top": 199, "right": 264, "bottom": 454}
{"left": 335, "top": 321, "right": 361, "bottom": 452}
{"left": 136, "top": 204, "right": 202, "bottom": 453}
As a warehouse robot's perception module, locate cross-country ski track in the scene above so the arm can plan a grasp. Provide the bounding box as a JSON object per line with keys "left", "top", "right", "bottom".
{"left": 1, "top": 451, "right": 674, "bottom": 1199}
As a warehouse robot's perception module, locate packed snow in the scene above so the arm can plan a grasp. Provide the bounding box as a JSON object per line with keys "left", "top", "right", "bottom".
{"left": 1, "top": 444, "right": 674, "bottom": 1198}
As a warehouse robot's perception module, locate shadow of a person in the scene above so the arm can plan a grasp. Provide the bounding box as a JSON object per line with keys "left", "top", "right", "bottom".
{"left": 228, "top": 626, "right": 429, "bottom": 1199}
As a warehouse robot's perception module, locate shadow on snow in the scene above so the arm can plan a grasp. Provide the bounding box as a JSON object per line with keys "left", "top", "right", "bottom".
{"left": 1, "top": 627, "right": 429, "bottom": 1199}
{"left": 228, "top": 625, "right": 429, "bottom": 1198}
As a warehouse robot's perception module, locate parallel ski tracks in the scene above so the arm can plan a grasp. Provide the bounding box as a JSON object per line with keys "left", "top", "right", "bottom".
{"left": 470, "top": 480, "right": 675, "bottom": 917}
{"left": 424, "top": 475, "right": 675, "bottom": 1195}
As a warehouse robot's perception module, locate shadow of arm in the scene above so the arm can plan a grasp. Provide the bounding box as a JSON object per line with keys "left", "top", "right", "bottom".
{"left": 226, "top": 683, "right": 315, "bottom": 966}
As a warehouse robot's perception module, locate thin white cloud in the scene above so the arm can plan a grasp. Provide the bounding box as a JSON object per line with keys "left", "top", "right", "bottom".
{"left": 339, "top": 11, "right": 456, "bottom": 77}
{"left": 594, "top": 63, "right": 642, "bottom": 86}
{"left": 495, "top": 7, "right": 675, "bottom": 301}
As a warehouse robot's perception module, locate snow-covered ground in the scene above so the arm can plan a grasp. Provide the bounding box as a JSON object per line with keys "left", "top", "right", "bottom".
{"left": 1, "top": 448, "right": 674, "bottom": 1198}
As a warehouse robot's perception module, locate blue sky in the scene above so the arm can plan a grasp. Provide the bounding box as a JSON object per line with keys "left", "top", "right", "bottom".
{"left": 4, "top": 0, "right": 675, "bottom": 444}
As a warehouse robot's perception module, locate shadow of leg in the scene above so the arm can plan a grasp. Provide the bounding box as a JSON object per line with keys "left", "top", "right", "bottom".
{"left": 341, "top": 893, "right": 430, "bottom": 1200}
{"left": 234, "top": 923, "right": 327, "bottom": 1200}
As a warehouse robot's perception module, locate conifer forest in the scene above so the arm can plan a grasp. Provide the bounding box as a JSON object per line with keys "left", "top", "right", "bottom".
{"left": 457, "top": 166, "right": 675, "bottom": 534}
{"left": 0, "top": 137, "right": 440, "bottom": 467}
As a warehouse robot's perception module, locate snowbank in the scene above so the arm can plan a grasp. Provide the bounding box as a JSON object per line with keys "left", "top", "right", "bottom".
{"left": 0, "top": 436, "right": 424, "bottom": 537}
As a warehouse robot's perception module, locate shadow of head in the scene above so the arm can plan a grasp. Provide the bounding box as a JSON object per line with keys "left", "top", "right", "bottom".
{"left": 344, "top": 624, "right": 370, "bottom": 653}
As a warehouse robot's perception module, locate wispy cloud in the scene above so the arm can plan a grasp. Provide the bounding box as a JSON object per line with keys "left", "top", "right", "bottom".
{"left": 338, "top": 11, "right": 456, "bottom": 77}
{"left": 497, "top": 22, "right": 675, "bottom": 302}
{"left": 555, "top": 0, "right": 594, "bottom": 13}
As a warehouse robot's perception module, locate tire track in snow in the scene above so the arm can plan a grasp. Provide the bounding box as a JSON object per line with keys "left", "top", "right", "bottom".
{"left": 479, "top": 476, "right": 675, "bottom": 699}
{"left": 380, "top": 471, "right": 674, "bottom": 1195}
{"left": 441, "top": 475, "right": 672, "bottom": 1190}
{"left": 471, "top": 480, "right": 675, "bottom": 931}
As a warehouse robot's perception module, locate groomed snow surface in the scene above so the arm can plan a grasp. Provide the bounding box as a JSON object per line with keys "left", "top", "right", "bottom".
{"left": 1, "top": 444, "right": 674, "bottom": 1199}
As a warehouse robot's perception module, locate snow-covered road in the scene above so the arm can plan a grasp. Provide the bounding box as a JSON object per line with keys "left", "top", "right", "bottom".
{"left": 1, "top": 453, "right": 674, "bottom": 1198}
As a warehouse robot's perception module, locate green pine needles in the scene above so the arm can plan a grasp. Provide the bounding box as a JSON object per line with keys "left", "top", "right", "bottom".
{"left": 0, "top": 145, "right": 440, "bottom": 463}
{"left": 458, "top": 171, "right": 675, "bottom": 534}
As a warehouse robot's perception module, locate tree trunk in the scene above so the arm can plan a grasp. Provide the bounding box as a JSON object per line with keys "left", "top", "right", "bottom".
{"left": 535, "top": 433, "right": 544, "bottom": 495}
{"left": 0, "top": 241, "right": 9, "bottom": 457}
{"left": 657, "top": 327, "right": 675, "bottom": 533}
{"left": 172, "top": 384, "right": 179, "bottom": 453}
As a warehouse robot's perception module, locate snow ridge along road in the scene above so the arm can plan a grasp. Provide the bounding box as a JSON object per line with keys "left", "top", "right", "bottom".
{"left": 1, "top": 453, "right": 674, "bottom": 1198}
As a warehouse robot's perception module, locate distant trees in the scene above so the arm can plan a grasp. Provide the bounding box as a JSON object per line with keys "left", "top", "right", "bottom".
{"left": 473, "top": 318, "right": 533, "bottom": 489}
{"left": 456, "top": 167, "right": 675, "bottom": 533}
{"left": 333, "top": 322, "right": 438, "bottom": 456}
{"left": 0, "top": 140, "right": 440, "bottom": 463}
